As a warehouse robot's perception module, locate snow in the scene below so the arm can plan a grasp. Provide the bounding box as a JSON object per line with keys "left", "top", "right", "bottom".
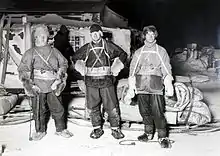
{"left": 1, "top": 50, "right": 220, "bottom": 156}
{"left": 1, "top": 78, "right": 220, "bottom": 156}
{"left": 1, "top": 118, "right": 220, "bottom": 156}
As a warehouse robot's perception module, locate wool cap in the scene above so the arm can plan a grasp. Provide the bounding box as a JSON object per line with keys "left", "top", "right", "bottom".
{"left": 90, "top": 24, "right": 103, "bottom": 33}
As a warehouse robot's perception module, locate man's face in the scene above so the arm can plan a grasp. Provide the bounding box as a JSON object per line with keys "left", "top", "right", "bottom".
{"left": 35, "top": 32, "right": 48, "bottom": 47}
{"left": 145, "top": 31, "right": 156, "bottom": 43}
{"left": 90, "top": 31, "right": 101, "bottom": 42}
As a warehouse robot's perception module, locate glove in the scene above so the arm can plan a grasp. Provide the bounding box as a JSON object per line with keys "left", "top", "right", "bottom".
{"left": 24, "top": 85, "right": 41, "bottom": 97}
{"left": 21, "top": 77, "right": 40, "bottom": 97}
{"left": 124, "top": 87, "right": 135, "bottom": 104}
{"left": 75, "top": 60, "right": 86, "bottom": 76}
{"left": 164, "top": 74, "right": 174, "bottom": 97}
{"left": 111, "top": 57, "right": 124, "bottom": 76}
{"left": 128, "top": 76, "right": 136, "bottom": 93}
{"left": 32, "top": 85, "right": 41, "bottom": 94}
{"left": 123, "top": 76, "right": 136, "bottom": 104}
{"left": 51, "top": 73, "right": 67, "bottom": 96}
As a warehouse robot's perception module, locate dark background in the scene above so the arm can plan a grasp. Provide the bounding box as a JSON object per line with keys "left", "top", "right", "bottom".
{"left": 1, "top": 0, "right": 220, "bottom": 52}
{"left": 108, "top": 0, "right": 220, "bottom": 52}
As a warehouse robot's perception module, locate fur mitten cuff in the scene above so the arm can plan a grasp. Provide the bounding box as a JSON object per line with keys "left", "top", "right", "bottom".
{"left": 75, "top": 60, "right": 86, "bottom": 76}
{"left": 111, "top": 57, "right": 124, "bottom": 76}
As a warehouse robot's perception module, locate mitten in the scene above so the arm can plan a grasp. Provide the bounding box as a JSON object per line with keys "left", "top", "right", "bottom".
{"left": 75, "top": 60, "right": 86, "bottom": 76}
{"left": 111, "top": 57, "right": 124, "bottom": 76}
{"left": 164, "top": 74, "right": 174, "bottom": 97}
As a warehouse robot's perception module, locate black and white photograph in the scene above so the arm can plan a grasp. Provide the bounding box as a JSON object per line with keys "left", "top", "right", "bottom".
{"left": 0, "top": 0, "right": 220, "bottom": 155}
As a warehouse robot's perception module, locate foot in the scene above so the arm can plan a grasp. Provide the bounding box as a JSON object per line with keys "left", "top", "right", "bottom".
{"left": 158, "top": 137, "right": 172, "bottom": 148}
{"left": 90, "top": 128, "right": 104, "bottom": 139}
{"left": 55, "top": 129, "right": 73, "bottom": 138}
{"left": 137, "top": 133, "right": 154, "bottom": 142}
{"left": 32, "top": 132, "right": 46, "bottom": 141}
{"left": 111, "top": 128, "right": 125, "bottom": 139}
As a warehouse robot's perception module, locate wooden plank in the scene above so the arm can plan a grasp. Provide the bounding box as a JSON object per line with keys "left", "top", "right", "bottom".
{"left": 1, "top": 16, "right": 11, "bottom": 84}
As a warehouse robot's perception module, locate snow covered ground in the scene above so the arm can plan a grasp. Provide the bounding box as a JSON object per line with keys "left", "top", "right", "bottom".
{"left": 1, "top": 119, "right": 220, "bottom": 156}
{"left": 1, "top": 77, "right": 220, "bottom": 156}
{"left": 1, "top": 57, "right": 220, "bottom": 156}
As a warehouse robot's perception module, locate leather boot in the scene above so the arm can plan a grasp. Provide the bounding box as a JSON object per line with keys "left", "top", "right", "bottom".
{"left": 137, "top": 133, "right": 153, "bottom": 142}
{"left": 90, "top": 128, "right": 104, "bottom": 139}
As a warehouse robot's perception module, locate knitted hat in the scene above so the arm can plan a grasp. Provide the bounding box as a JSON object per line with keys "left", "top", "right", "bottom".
{"left": 90, "top": 24, "right": 103, "bottom": 33}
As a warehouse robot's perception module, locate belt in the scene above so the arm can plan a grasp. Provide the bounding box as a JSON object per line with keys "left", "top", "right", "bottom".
{"left": 85, "top": 66, "right": 111, "bottom": 76}
{"left": 34, "top": 69, "right": 57, "bottom": 80}
{"left": 86, "top": 76, "right": 107, "bottom": 79}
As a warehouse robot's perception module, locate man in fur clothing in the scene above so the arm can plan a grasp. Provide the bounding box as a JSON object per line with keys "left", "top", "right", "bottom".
{"left": 17, "top": 24, "right": 73, "bottom": 141}
{"left": 73, "top": 24, "right": 127, "bottom": 139}
{"left": 125, "top": 25, "right": 174, "bottom": 148}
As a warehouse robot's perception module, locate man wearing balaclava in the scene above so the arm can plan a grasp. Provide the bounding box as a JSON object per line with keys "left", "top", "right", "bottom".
{"left": 18, "top": 24, "right": 73, "bottom": 141}
{"left": 125, "top": 25, "right": 174, "bottom": 148}
{"left": 73, "top": 24, "right": 127, "bottom": 139}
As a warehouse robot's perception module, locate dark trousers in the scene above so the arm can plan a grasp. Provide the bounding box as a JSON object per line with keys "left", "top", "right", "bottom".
{"left": 86, "top": 85, "right": 120, "bottom": 128}
{"left": 137, "top": 94, "right": 167, "bottom": 138}
{"left": 31, "top": 92, "right": 65, "bottom": 132}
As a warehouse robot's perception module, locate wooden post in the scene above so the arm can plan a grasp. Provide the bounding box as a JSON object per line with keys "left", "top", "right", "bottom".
{"left": 23, "top": 16, "right": 32, "bottom": 51}
{"left": 0, "top": 14, "right": 5, "bottom": 63}
{"left": 1, "top": 16, "right": 11, "bottom": 84}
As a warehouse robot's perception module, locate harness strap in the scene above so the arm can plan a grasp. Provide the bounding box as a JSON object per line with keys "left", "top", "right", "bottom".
{"left": 90, "top": 41, "right": 105, "bottom": 68}
{"left": 131, "top": 44, "right": 170, "bottom": 76}
{"left": 86, "top": 39, "right": 111, "bottom": 70}
{"left": 131, "top": 46, "right": 145, "bottom": 76}
{"left": 34, "top": 48, "right": 56, "bottom": 72}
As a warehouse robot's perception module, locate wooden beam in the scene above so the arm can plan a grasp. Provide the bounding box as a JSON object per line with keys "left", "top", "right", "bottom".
{"left": 23, "top": 16, "right": 32, "bottom": 51}
{"left": 1, "top": 16, "right": 11, "bottom": 84}
{"left": 0, "top": 14, "right": 5, "bottom": 62}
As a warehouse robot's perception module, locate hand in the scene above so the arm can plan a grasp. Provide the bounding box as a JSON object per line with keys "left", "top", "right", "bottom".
{"left": 75, "top": 60, "right": 86, "bottom": 76}
{"left": 32, "top": 85, "right": 41, "bottom": 94}
{"left": 111, "top": 58, "right": 124, "bottom": 76}
{"left": 128, "top": 76, "right": 136, "bottom": 92}
{"left": 164, "top": 74, "right": 174, "bottom": 97}
{"left": 123, "top": 87, "right": 135, "bottom": 104}
{"left": 24, "top": 85, "right": 41, "bottom": 97}
{"left": 165, "top": 84, "right": 174, "bottom": 97}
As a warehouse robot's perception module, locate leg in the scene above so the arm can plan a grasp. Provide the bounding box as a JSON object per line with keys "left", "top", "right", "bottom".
{"left": 137, "top": 94, "right": 154, "bottom": 141}
{"left": 101, "top": 85, "right": 124, "bottom": 139}
{"left": 31, "top": 93, "right": 48, "bottom": 140}
{"left": 150, "top": 95, "right": 171, "bottom": 148}
{"left": 150, "top": 95, "right": 167, "bottom": 138}
{"left": 47, "top": 92, "right": 73, "bottom": 138}
{"left": 86, "top": 86, "right": 104, "bottom": 139}
{"left": 47, "top": 92, "right": 65, "bottom": 132}
{"left": 32, "top": 93, "right": 48, "bottom": 133}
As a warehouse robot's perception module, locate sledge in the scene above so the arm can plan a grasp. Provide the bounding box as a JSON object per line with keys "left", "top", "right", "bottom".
{"left": 67, "top": 79, "right": 217, "bottom": 134}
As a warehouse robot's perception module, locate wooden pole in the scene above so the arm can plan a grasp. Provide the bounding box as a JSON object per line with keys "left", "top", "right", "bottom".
{"left": 0, "top": 14, "right": 5, "bottom": 62}
{"left": 23, "top": 17, "right": 32, "bottom": 51}
{"left": 1, "top": 16, "right": 11, "bottom": 84}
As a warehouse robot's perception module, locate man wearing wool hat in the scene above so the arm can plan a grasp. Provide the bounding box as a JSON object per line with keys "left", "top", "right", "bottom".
{"left": 73, "top": 24, "right": 128, "bottom": 139}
